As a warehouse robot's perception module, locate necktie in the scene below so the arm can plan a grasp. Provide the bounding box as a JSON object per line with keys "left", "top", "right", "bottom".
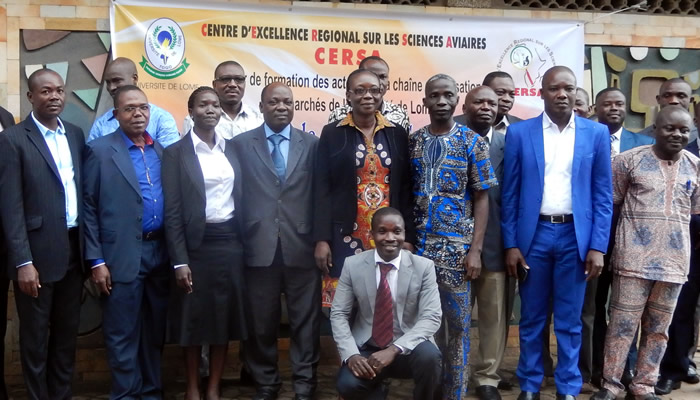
{"left": 268, "top": 134, "right": 286, "bottom": 181}
{"left": 372, "top": 262, "right": 394, "bottom": 348}
{"left": 610, "top": 135, "right": 619, "bottom": 160}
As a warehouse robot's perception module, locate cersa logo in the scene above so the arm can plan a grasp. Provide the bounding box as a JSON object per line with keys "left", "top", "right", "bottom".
{"left": 497, "top": 38, "right": 555, "bottom": 96}
{"left": 140, "top": 18, "right": 189, "bottom": 80}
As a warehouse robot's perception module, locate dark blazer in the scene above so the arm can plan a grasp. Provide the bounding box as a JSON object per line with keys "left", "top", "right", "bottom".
{"left": 482, "top": 129, "right": 505, "bottom": 272}
{"left": 162, "top": 132, "right": 241, "bottom": 265}
{"left": 454, "top": 113, "right": 521, "bottom": 127}
{"left": 231, "top": 125, "right": 318, "bottom": 268}
{"left": 0, "top": 106, "right": 14, "bottom": 130}
{"left": 620, "top": 127, "right": 654, "bottom": 153}
{"left": 313, "top": 121, "right": 416, "bottom": 244}
{"left": 82, "top": 130, "right": 164, "bottom": 283}
{"left": 0, "top": 115, "right": 85, "bottom": 281}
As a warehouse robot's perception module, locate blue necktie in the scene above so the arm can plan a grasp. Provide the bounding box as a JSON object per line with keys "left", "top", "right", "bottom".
{"left": 268, "top": 134, "right": 286, "bottom": 182}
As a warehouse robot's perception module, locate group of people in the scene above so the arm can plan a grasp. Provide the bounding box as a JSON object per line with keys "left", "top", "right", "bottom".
{"left": 0, "top": 52, "right": 696, "bottom": 400}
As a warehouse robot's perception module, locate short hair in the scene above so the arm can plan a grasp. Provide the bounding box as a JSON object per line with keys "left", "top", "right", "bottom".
{"left": 187, "top": 86, "right": 217, "bottom": 110}
{"left": 542, "top": 65, "right": 575, "bottom": 87}
{"left": 425, "top": 73, "right": 457, "bottom": 93}
{"left": 371, "top": 207, "right": 404, "bottom": 231}
{"left": 260, "top": 82, "right": 292, "bottom": 102}
{"left": 576, "top": 87, "right": 590, "bottom": 104}
{"left": 113, "top": 85, "right": 144, "bottom": 109}
{"left": 482, "top": 71, "right": 513, "bottom": 86}
{"left": 358, "top": 56, "right": 388, "bottom": 70}
{"left": 346, "top": 69, "right": 380, "bottom": 90}
{"left": 659, "top": 77, "right": 691, "bottom": 94}
{"left": 214, "top": 60, "right": 243, "bottom": 78}
{"left": 595, "top": 87, "right": 624, "bottom": 103}
{"left": 655, "top": 105, "right": 692, "bottom": 126}
{"left": 27, "top": 68, "right": 61, "bottom": 92}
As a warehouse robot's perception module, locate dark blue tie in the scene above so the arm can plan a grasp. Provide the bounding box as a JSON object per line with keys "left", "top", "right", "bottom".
{"left": 268, "top": 134, "right": 286, "bottom": 182}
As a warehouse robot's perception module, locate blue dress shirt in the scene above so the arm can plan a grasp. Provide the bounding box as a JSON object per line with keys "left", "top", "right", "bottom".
{"left": 88, "top": 103, "right": 180, "bottom": 147}
{"left": 264, "top": 123, "right": 291, "bottom": 164}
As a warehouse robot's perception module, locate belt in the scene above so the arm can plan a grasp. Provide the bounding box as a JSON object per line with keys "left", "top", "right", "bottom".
{"left": 539, "top": 214, "right": 574, "bottom": 224}
{"left": 143, "top": 229, "right": 164, "bottom": 241}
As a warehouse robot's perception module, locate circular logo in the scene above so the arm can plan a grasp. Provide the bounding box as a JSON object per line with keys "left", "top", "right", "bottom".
{"left": 510, "top": 45, "right": 532, "bottom": 70}
{"left": 144, "top": 18, "right": 185, "bottom": 72}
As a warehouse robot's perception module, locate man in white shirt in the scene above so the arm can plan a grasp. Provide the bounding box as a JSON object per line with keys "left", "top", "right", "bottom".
{"left": 501, "top": 66, "right": 612, "bottom": 400}
{"left": 331, "top": 207, "right": 442, "bottom": 400}
{"left": 183, "top": 61, "right": 262, "bottom": 139}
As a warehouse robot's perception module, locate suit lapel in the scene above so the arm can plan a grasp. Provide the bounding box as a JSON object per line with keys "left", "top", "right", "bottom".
{"left": 395, "top": 252, "right": 413, "bottom": 324}
{"left": 572, "top": 118, "right": 587, "bottom": 181}
{"left": 24, "top": 118, "right": 61, "bottom": 182}
{"left": 181, "top": 134, "right": 206, "bottom": 200}
{"left": 363, "top": 253, "right": 377, "bottom": 315}
{"left": 251, "top": 127, "right": 279, "bottom": 179}
{"left": 489, "top": 131, "right": 505, "bottom": 172}
{"left": 285, "top": 128, "right": 304, "bottom": 180}
{"left": 110, "top": 133, "right": 141, "bottom": 197}
{"left": 529, "top": 115, "right": 545, "bottom": 187}
{"left": 65, "top": 125, "right": 82, "bottom": 186}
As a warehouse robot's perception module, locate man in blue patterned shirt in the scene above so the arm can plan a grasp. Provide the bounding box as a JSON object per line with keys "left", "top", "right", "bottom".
{"left": 88, "top": 57, "right": 179, "bottom": 147}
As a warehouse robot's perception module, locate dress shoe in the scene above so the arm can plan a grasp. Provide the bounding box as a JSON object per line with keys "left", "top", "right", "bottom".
{"left": 556, "top": 394, "right": 576, "bottom": 400}
{"left": 476, "top": 385, "right": 502, "bottom": 400}
{"left": 252, "top": 387, "right": 279, "bottom": 400}
{"left": 517, "top": 391, "right": 540, "bottom": 400}
{"left": 654, "top": 377, "right": 680, "bottom": 395}
{"left": 294, "top": 395, "right": 312, "bottom": 400}
{"left": 589, "top": 389, "right": 616, "bottom": 400}
{"left": 497, "top": 380, "right": 514, "bottom": 390}
{"left": 684, "top": 366, "right": 700, "bottom": 384}
{"left": 625, "top": 393, "right": 661, "bottom": 400}
{"left": 621, "top": 369, "right": 634, "bottom": 389}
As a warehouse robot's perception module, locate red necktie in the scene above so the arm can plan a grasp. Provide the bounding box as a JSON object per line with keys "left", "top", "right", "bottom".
{"left": 372, "top": 262, "right": 394, "bottom": 348}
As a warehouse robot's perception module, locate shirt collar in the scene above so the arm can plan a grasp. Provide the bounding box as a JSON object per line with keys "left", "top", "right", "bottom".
{"left": 263, "top": 123, "right": 291, "bottom": 140}
{"left": 374, "top": 249, "right": 402, "bottom": 271}
{"left": 222, "top": 103, "right": 253, "bottom": 122}
{"left": 486, "top": 126, "right": 494, "bottom": 143}
{"left": 337, "top": 110, "right": 394, "bottom": 130}
{"left": 31, "top": 112, "right": 65, "bottom": 137}
{"left": 611, "top": 127, "right": 623, "bottom": 141}
{"left": 542, "top": 111, "right": 576, "bottom": 133}
{"left": 497, "top": 115, "right": 510, "bottom": 127}
{"left": 191, "top": 128, "right": 225, "bottom": 152}
{"left": 119, "top": 128, "right": 154, "bottom": 148}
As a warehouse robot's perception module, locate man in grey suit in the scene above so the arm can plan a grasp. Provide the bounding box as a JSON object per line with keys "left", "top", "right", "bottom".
{"left": 331, "top": 207, "right": 442, "bottom": 400}
{"left": 455, "top": 71, "right": 521, "bottom": 133}
{"left": 231, "top": 82, "right": 320, "bottom": 400}
{"left": 463, "top": 86, "right": 508, "bottom": 400}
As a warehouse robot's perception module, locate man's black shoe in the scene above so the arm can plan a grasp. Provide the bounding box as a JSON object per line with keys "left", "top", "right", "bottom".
{"left": 517, "top": 391, "right": 540, "bottom": 400}
{"left": 252, "top": 387, "right": 279, "bottom": 400}
{"left": 654, "top": 378, "right": 680, "bottom": 395}
{"left": 476, "top": 385, "right": 502, "bottom": 400}
{"left": 555, "top": 394, "right": 576, "bottom": 400}
{"left": 684, "top": 366, "right": 700, "bottom": 384}
{"left": 294, "top": 395, "right": 312, "bottom": 400}
{"left": 625, "top": 392, "right": 661, "bottom": 400}
{"left": 589, "top": 389, "right": 616, "bottom": 400}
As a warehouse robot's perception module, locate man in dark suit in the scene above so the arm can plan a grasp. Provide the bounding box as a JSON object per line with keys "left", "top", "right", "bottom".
{"left": 455, "top": 71, "right": 522, "bottom": 134}
{"left": 501, "top": 66, "right": 612, "bottom": 400}
{"left": 462, "top": 86, "right": 508, "bottom": 400}
{"left": 637, "top": 78, "right": 697, "bottom": 141}
{"left": 331, "top": 207, "right": 442, "bottom": 400}
{"left": 82, "top": 85, "right": 170, "bottom": 399}
{"left": 0, "top": 104, "right": 14, "bottom": 400}
{"left": 231, "top": 82, "right": 320, "bottom": 400}
{"left": 0, "top": 69, "right": 85, "bottom": 400}
{"left": 591, "top": 88, "right": 653, "bottom": 389}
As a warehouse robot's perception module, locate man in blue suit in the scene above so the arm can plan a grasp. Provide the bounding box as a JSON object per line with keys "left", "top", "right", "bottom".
{"left": 501, "top": 66, "right": 613, "bottom": 400}
{"left": 82, "top": 85, "right": 170, "bottom": 399}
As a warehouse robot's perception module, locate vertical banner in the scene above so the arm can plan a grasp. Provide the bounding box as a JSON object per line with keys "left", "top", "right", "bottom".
{"left": 112, "top": 1, "right": 584, "bottom": 134}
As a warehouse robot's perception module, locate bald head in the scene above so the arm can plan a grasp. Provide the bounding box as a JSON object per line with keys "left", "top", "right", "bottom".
{"left": 463, "top": 86, "right": 498, "bottom": 134}
{"left": 653, "top": 106, "right": 693, "bottom": 158}
{"left": 104, "top": 57, "right": 139, "bottom": 98}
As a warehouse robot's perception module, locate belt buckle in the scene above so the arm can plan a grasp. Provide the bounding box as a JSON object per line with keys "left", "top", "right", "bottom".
{"left": 551, "top": 215, "right": 564, "bottom": 224}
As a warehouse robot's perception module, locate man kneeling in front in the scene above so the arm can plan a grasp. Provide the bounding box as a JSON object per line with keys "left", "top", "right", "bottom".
{"left": 330, "top": 207, "right": 443, "bottom": 399}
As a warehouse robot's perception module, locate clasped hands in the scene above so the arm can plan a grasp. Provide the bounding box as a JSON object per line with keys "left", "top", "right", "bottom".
{"left": 347, "top": 345, "right": 401, "bottom": 379}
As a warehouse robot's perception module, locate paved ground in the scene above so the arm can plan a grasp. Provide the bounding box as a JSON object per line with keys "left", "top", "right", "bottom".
{"left": 8, "top": 342, "right": 700, "bottom": 399}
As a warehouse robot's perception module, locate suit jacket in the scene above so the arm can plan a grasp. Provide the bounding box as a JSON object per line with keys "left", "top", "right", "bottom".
{"left": 482, "top": 130, "right": 505, "bottom": 271}
{"left": 620, "top": 127, "right": 654, "bottom": 153}
{"left": 0, "top": 115, "right": 85, "bottom": 281}
{"left": 162, "top": 132, "right": 241, "bottom": 265}
{"left": 231, "top": 125, "right": 318, "bottom": 268}
{"left": 686, "top": 140, "right": 700, "bottom": 255}
{"left": 313, "top": 122, "right": 416, "bottom": 244}
{"left": 330, "top": 249, "right": 442, "bottom": 361}
{"left": 454, "top": 113, "right": 522, "bottom": 127}
{"left": 82, "top": 130, "right": 165, "bottom": 283}
{"left": 501, "top": 114, "right": 613, "bottom": 261}
{"left": 0, "top": 106, "right": 14, "bottom": 130}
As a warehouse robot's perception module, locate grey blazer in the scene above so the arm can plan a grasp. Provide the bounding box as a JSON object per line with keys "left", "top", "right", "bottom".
{"left": 330, "top": 249, "right": 442, "bottom": 361}
{"left": 482, "top": 130, "right": 505, "bottom": 272}
{"left": 230, "top": 125, "right": 318, "bottom": 268}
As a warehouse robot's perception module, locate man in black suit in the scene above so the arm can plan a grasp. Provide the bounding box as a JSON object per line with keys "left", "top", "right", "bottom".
{"left": 0, "top": 69, "right": 85, "bottom": 400}
{"left": 455, "top": 71, "right": 521, "bottom": 133}
{"left": 0, "top": 104, "right": 15, "bottom": 400}
{"left": 82, "top": 85, "right": 170, "bottom": 399}
{"left": 231, "top": 82, "right": 320, "bottom": 400}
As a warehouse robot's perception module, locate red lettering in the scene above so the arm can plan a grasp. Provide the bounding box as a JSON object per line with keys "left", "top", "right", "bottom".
{"left": 446, "top": 36, "right": 452, "bottom": 48}
{"left": 342, "top": 49, "right": 352, "bottom": 65}
{"left": 371, "top": 50, "right": 380, "bottom": 58}
{"left": 201, "top": 24, "right": 207, "bottom": 36}
{"left": 356, "top": 49, "right": 366, "bottom": 65}
{"left": 402, "top": 34, "right": 407, "bottom": 46}
{"left": 315, "top": 47, "right": 324, "bottom": 64}
{"left": 328, "top": 48, "right": 338, "bottom": 64}
{"left": 252, "top": 26, "right": 257, "bottom": 38}
{"left": 311, "top": 29, "right": 317, "bottom": 41}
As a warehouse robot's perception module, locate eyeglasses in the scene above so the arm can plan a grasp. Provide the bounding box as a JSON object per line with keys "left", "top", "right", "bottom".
{"left": 215, "top": 75, "right": 246, "bottom": 85}
{"left": 349, "top": 87, "right": 382, "bottom": 96}
{"left": 119, "top": 105, "right": 150, "bottom": 114}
